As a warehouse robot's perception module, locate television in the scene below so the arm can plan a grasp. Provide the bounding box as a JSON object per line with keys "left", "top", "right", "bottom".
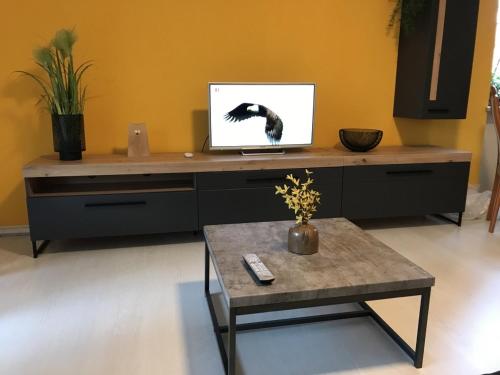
{"left": 208, "top": 83, "right": 315, "bottom": 150}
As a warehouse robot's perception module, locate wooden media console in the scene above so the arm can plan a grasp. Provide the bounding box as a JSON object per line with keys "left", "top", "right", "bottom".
{"left": 23, "top": 146, "right": 471, "bottom": 257}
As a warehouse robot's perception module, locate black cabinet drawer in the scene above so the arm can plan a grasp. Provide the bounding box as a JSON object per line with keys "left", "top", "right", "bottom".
{"left": 27, "top": 191, "right": 197, "bottom": 240}
{"left": 342, "top": 162, "right": 469, "bottom": 219}
{"left": 198, "top": 167, "right": 342, "bottom": 226}
{"left": 197, "top": 168, "right": 339, "bottom": 190}
{"left": 199, "top": 188, "right": 293, "bottom": 226}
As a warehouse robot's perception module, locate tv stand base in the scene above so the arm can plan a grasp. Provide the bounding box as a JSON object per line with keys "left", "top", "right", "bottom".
{"left": 240, "top": 149, "right": 285, "bottom": 156}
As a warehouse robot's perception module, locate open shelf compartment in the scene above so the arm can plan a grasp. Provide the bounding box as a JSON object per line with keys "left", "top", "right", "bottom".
{"left": 26, "top": 173, "right": 195, "bottom": 197}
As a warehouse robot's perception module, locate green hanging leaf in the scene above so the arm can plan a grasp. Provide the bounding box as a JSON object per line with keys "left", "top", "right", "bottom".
{"left": 389, "top": 0, "right": 429, "bottom": 35}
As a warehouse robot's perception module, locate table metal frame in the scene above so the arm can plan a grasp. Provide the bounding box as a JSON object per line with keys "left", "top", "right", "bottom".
{"left": 204, "top": 244, "right": 431, "bottom": 375}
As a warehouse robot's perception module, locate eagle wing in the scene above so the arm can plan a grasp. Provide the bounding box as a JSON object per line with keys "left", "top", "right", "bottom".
{"left": 224, "top": 103, "right": 260, "bottom": 122}
{"left": 263, "top": 107, "right": 283, "bottom": 143}
{"left": 224, "top": 103, "right": 284, "bottom": 144}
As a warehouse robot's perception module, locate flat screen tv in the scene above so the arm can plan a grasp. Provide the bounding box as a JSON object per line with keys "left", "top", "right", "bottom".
{"left": 209, "top": 83, "right": 315, "bottom": 150}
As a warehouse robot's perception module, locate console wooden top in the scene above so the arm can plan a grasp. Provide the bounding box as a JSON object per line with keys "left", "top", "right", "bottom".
{"left": 23, "top": 146, "right": 472, "bottom": 178}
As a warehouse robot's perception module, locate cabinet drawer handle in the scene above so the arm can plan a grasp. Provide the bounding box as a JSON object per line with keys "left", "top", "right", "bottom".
{"left": 246, "top": 177, "right": 286, "bottom": 184}
{"left": 84, "top": 201, "right": 147, "bottom": 208}
{"left": 427, "top": 108, "right": 450, "bottom": 113}
{"left": 386, "top": 170, "right": 433, "bottom": 176}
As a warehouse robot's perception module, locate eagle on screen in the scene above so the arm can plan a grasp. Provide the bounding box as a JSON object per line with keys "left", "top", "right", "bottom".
{"left": 224, "top": 103, "right": 283, "bottom": 143}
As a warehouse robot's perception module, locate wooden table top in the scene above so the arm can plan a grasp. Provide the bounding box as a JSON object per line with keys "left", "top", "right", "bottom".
{"left": 23, "top": 146, "right": 471, "bottom": 178}
{"left": 204, "top": 218, "right": 435, "bottom": 308}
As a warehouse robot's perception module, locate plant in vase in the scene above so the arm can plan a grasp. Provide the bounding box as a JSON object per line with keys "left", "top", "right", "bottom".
{"left": 275, "top": 170, "right": 321, "bottom": 255}
{"left": 17, "top": 28, "right": 92, "bottom": 160}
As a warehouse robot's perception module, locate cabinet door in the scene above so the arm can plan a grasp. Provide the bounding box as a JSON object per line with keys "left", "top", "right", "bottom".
{"left": 342, "top": 162, "right": 469, "bottom": 219}
{"left": 197, "top": 167, "right": 342, "bottom": 226}
{"left": 393, "top": 0, "right": 479, "bottom": 119}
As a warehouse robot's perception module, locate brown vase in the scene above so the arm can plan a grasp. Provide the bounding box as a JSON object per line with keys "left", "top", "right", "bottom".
{"left": 288, "top": 223, "right": 319, "bottom": 255}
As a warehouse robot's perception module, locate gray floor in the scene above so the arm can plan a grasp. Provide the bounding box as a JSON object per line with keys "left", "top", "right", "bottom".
{"left": 1, "top": 216, "right": 499, "bottom": 374}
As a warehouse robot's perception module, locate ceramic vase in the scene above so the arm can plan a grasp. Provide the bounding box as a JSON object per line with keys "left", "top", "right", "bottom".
{"left": 288, "top": 223, "right": 319, "bottom": 255}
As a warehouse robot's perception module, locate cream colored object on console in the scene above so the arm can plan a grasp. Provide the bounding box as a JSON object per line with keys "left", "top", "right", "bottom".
{"left": 128, "top": 123, "right": 150, "bottom": 158}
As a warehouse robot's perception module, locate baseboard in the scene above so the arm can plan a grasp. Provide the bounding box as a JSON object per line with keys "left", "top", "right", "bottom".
{"left": 0, "top": 225, "right": 30, "bottom": 236}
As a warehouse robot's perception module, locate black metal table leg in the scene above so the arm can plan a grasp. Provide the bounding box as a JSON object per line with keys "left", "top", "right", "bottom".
{"left": 205, "top": 244, "right": 229, "bottom": 373}
{"left": 205, "top": 244, "right": 210, "bottom": 293}
{"left": 414, "top": 288, "right": 431, "bottom": 368}
{"left": 204, "top": 238, "right": 432, "bottom": 372}
{"left": 359, "top": 301, "right": 415, "bottom": 360}
{"left": 205, "top": 242, "right": 237, "bottom": 375}
{"left": 359, "top": 288, "right": 431, "bottom": 368}
{"left": 228, "top": 308, "right": 236, "bottom": 375}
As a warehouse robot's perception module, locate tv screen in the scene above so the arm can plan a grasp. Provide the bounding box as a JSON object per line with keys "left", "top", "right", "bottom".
{"left": 209, "top": 83, "right": 315, "bottom": 150}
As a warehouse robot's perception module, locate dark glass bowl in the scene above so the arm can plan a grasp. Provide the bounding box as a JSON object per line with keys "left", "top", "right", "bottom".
{"left": 339, "top": 128, "right": 383, "bottom": 152}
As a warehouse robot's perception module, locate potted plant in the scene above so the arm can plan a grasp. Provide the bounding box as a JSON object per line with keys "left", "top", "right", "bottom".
{"left": 18, "top": 28, "right": 91, "bottom": 160}
{"left": 275, "top": 170, "right": 321, "bottom": 255}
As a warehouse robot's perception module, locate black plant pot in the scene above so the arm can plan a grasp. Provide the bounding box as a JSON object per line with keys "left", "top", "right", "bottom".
{"left": 51, "top": 114, "right": 86, "bottom": 161}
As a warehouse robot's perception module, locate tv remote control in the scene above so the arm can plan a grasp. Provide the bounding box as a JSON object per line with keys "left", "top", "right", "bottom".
{"left": 243, "top": 253, "right": 275, "bottom": 283}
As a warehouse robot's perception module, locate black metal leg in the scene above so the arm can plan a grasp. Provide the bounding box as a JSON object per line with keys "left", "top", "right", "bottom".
{"left": 205, "top": 244, "right": 210, "bottom": 293}
{"left": 205, "top": 241, "right": 238, "bottom": 375}
{"left": 32, "top": 241, "right": 38, "bottom": 258}
{"left": 360, "top": 289, "right": 431, "bottom": 369}
{"left": 228, "top": 308, "right": 236, "bottom": 375}
{"left": 414, "top": 288, "right": 431, "bottom": 368}
{"left": 31, "top": 240, "right": 50, "bottom": 258}
{"left": 434, "top": 212, "right": 463, "bottom": 226}
{"left": 359, "top": 301, "right": 415, "bottom": 360}
{"left": 204, "top": 243, "right": 229, "bottom": 373}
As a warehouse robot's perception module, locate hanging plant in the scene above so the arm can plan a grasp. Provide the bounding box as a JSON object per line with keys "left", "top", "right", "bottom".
{"left": 389, "top": 0, "right": 429, "bottom": 35}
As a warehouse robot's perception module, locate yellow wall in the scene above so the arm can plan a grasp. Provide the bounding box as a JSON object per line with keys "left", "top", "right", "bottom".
{"left": 0, "top": 0, "right": 497, "bottom": 226}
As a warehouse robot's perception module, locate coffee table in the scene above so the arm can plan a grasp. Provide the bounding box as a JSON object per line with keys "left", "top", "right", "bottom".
{"left": 203, "top": 218, "right": 434, "bottom": 375}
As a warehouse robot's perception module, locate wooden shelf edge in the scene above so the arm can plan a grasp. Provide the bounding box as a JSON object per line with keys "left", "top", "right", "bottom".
{"left": 28, "top": 186, "right": 195, "bottom": 198}
{"left": 22, "top": 146, "right": 473, "bottom": 178}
